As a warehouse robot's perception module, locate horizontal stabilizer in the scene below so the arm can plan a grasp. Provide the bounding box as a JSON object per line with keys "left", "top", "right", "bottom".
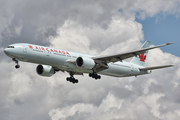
{"left": 139, "top": 65, "right": 173, "bottom": 71}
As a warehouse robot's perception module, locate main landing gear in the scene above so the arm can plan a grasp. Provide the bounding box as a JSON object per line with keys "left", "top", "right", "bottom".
{"left": 13, "top": 58, "right": 20, "bottom": 69}
{"left": 66, "top": 77, "right": 78, "bottom": 84}
{"left": 89, "top": 73, "right": 101, "bottom": 80}
{"left": 66, "top": 72, "right": 78, "bottom": 84}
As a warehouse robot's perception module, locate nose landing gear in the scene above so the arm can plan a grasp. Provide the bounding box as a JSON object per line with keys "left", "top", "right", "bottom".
{"left": 13, "top": 58, "right": 20, "bottom": 69}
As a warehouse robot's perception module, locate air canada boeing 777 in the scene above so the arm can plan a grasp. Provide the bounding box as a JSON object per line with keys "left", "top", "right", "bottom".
{"left": 4, "top": 41, "right": 173, "bottom": 84}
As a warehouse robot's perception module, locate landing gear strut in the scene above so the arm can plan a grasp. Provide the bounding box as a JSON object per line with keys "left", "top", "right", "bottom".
{"left": 66, "top": 72, "right": 78, "bottom": 84}
{"left": 89, "top": 73, "right": 101, "bottom": 80}
{"left": 13, "top": 58, "right": 20, "bottom": 69}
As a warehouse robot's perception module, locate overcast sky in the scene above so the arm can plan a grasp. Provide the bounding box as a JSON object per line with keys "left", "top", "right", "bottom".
{"left": 0, "top": 0, "right": 180, "bottom": 120}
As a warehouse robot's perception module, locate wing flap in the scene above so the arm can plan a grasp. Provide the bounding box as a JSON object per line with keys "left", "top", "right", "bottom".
{"left": 139, "top": 65, "right": 173, "bottom": 71}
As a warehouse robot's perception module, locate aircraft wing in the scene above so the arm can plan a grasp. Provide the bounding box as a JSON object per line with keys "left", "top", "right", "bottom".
{"left": 93, "top": 42, "right": 173, "bottom": 63}
{"left": 139, "top": 65, "right": 173, "bottom": 71}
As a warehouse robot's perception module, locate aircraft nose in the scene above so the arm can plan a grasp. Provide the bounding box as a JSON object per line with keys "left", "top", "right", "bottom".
{"left": 4, "top": 48, "right": 8, "bottom": 54}
{"left": 4, "top": 48, "right": 11, "bottom": 55}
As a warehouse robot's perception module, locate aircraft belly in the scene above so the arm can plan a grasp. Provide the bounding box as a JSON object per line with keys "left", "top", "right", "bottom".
{"left": 99, "top": 64, "right": 132, "bottom": 77}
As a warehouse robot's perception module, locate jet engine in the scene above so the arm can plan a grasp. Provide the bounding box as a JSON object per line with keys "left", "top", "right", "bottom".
{"left": 36, "top": 65, "right": 55, "bottom": 77}
{"left": 76, "top": 57, "right": 95, "bottom": 69}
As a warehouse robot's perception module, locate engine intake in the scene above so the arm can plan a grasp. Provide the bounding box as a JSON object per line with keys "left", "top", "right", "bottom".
{"left": 36, "top": 65, "right": 55, "bottom": 77}
{"left": 76, "top": 57, "right": 95, "bottom": 69}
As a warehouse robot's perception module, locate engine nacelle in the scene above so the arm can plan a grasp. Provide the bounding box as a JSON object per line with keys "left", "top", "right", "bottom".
{"left": 76, "top": 57, "right": 95, "bottom": 69}
{"left": 36, "top": 65, "right": 55, "bottom": 77}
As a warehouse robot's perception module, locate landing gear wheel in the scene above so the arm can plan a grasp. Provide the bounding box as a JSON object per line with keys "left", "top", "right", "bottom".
{"left": 66, "top": 75, "right": 79, "bottom": 84}
{"left": 89, "top": 73, "right": 101, "bottom": 80}
{"left": 15, "top": 65, "right": 20, "bottom": 69}
{"left": 75, "top": 79, "right": 78, "bottom": 83}
{"left": 66, "top": 77, "right": 70, "bottom": 81}
{"left": 89, "top": 73, "right": 92, "bottom": 77}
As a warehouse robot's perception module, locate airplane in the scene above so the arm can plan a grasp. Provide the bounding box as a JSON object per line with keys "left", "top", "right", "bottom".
{"left": 4, "top": 41, "right": 173, "bottom": 84}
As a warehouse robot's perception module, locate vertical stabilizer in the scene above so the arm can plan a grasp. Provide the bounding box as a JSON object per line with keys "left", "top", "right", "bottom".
{"left": 130, "top": 41, "right": 151, "bottom": 67}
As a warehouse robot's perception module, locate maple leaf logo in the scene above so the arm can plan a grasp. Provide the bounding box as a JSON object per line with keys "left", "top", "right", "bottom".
{"left": 139, "top": 53, "right": 146, "bottom": 62}
{"left": 28, "top": 45, "right": 33, "bottom": 49}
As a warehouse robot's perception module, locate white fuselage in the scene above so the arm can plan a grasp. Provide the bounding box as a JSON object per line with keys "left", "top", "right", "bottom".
{"left": 4, "top": 43, "right": 150, "bottom": 77}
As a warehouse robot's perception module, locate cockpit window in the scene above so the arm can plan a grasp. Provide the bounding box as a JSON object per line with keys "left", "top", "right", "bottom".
{"left": 7, "top": 46, "right": 14, "bottom": 48}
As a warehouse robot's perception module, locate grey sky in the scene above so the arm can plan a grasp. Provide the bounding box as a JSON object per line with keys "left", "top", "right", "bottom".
{"left": 0, "top": 0, "right": 180, "bottom": 120}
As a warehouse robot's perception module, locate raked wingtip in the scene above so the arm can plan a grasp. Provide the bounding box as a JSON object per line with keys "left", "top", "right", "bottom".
{"left": 166, "top": 42, "right": 174, "bottom": 45}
